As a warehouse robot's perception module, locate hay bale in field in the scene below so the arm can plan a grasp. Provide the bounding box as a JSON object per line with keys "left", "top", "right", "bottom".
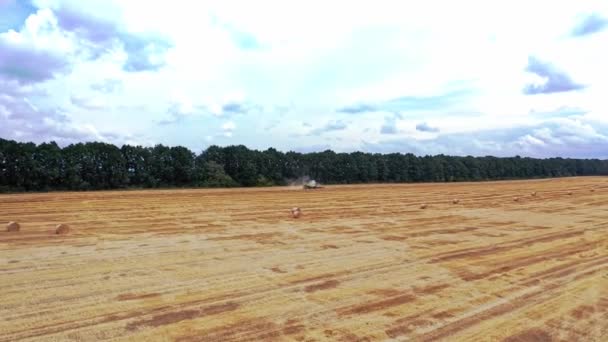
{"left": 567, "top": 191, "right": 573, "bottom": 195}
{"left": 290, "top": 207, "right": 301, "bottom": 219}
{"left": 590, "top": 188, "right": 595, "bottom": 192}
{"left": 513, "top": 197, "right": 520, "bottom": 202}
{"left": 420, "top": 203, "right": 428, "bottom": 209}
{"left": 6, "top": 221, "right": 20, "bottom": 232}
{"left": 55, "top": 224, "right": 70, "bottom": 235}
{"left": 452, "top": 199, "right": 460, "bottom": 204}
{"left": 531, "top": 191, "right": 537, "bottom": 197}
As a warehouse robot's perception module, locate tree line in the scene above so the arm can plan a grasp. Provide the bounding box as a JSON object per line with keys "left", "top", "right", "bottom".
{"left": 1, "top": 137, "right": 607, "bottom": 192}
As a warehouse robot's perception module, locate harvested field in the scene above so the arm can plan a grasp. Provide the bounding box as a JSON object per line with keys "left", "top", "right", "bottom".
{"left": 1, "top": 177, "right": 607, "bottom": 341}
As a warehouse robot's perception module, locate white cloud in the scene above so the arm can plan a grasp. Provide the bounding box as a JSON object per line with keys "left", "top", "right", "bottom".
{"left": 0, "top": 1, "right": 606, "bottom": 157}
{"left": 70, "top": 94, "right": 107, "bottom": 110}
{"left": 221, "top": 120, "right": 236, "bottom": 138}
{"left": 222, "top": 121, "right": 235, "bottom": 131}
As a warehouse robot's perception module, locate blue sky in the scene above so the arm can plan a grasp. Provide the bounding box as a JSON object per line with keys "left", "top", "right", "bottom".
{"left": 1, "top": 0, "right": 607, "bottom": 158}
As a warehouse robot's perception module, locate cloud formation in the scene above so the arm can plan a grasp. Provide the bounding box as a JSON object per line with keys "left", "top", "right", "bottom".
{"left": 54, "top": 6, "right": 119, "bottom": 45}
{"left": 222, "top": 121, "right": 236, "bottom": 137}
{"left": 364, "top": 118, "right": 608, "bottom": 159}
{"left": 159, "top": 97, "right": 263, "bottom": 125}
{"left": 0, "top": 82, "right": 125, "bottom": 145}
{"left": 523, "top": 56, "right": 585, "bottom": 95}
{"left": 159, "top": 99, "right": 201, "bottom": 125}
{"left": 1, "top": 1, "right": 607, "bottom": 158}
{"left": 0, "top": 9, "right": 73, "bottom": 84}
{"left": 0, "top": 41, "right": 69, "bottom": 84}
{"left": 572, "top": 14, "right": 608, "bottom": 36}
{"left": 70, "top": 95, "right": 107, "bottom": 110}
{"left": 41, "top": 3, "right": 173, "bottom": 71}
{"left": 415, "top": 122, "right": 439, "bottom": 133}
{"left": 337, "top": 89, "right": 470, "bottom": 114}
{"left": 221, "top": 101, "right": 261, "bottom": 116}
{"left": 90, "top": 79, "right": 122, "bottom": 93}
{"left": 336, "top": 104, "right": 377, "bottom": 114}
{"left": 380, "top": 115, "right": 398, "bottom": 134}
{"left": 121, "top": 34, "right": 172, "bottom": 72}
{"left": 309, "top": 120, "right": 348, "bottom": 136}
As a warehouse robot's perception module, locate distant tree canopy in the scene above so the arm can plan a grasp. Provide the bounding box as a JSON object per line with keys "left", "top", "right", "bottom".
{"left": 1, "top": 137, "right": 607, "bottom": 192}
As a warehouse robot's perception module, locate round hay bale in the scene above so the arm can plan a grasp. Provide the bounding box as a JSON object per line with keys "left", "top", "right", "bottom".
{"left": 6, "top": 221, "right": 20, "bottom": 232}
{"left": 452, "top": 199, "right": 460, "bottom": 204}
{"left": 531, "top": 191, "right": 537, "bottom": 197}
{"left": 420, "top": 203, "right": 428, "bottom": 209}
{"left": 567, "top": 191, "right": 573, "bottom": 195}
{"left": 290, "top": 207, "right": 301, "bottom": 219}
{"left": 513, "top": 197, "right": 520, "bottom": 202}
{"left": 590, "top": 188, "right": 595, "bottom": 192}
{"left": 55, "top": 224, "right": 70, "bottom": 235}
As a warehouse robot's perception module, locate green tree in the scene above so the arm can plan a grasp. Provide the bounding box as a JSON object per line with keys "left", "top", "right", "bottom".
{"left": 121, "top": 145, "right": 154, "bottom": 187}
{"left": 171, "top": 146, "right": 195, "bottom": 186}
{"left": 2, "top": 138, "right": 608, "bottom": 192}
{"left": 198, "top": 160, "right": 237, "bottom": 187}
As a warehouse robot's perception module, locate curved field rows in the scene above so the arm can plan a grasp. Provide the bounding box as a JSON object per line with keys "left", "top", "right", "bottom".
{"left": 1, "top": 177, "right": 607, "bottom": 341}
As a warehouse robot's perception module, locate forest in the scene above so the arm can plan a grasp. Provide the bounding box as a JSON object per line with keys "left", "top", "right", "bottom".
{"left": 1, "top": 138, "right": 607, "bottom": 192}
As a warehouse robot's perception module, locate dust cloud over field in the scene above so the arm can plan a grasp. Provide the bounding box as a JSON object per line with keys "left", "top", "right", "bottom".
{"left": 1, "top": 177, "right": 607, "bottom": 341}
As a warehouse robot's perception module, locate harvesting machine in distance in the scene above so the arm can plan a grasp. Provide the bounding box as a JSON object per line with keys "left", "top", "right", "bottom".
{"left": 303, "top": 180, "right": 323, "bottom": 190}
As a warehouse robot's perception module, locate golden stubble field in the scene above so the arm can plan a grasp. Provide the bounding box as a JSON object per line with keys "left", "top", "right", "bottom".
{"left": 1, "top": 177, "right": 607, "bottom": 341}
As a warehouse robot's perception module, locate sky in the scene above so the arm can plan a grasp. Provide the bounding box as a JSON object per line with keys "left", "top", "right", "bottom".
{"left": 1, "top": 0, "right": 607, "bottom": 158}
